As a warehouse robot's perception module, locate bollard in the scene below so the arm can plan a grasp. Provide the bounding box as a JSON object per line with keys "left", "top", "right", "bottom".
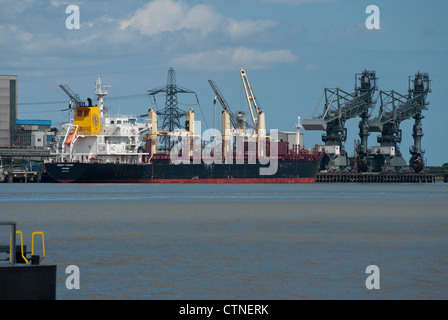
{"left": 31, "top": 255, "right": 40, "bottom": 265}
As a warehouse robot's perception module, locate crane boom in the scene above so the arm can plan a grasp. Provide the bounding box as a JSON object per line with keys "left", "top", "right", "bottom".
{"left": 208, "top": 80, "right": 238, "bottom": 129}
{"left": 240, "top": 69, "right": 261, "bottom": 128}
{"left": 59, "top": 84, "right": 84, "bottom": 108}
{"left": 369, "top": 90, "right": 421, "bottom": 132}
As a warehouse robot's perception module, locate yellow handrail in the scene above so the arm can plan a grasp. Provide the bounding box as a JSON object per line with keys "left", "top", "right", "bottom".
{"left": 31, "top": 232, "right": 45, "bottom": 263}
{"left": 15, "top": 231, "right": 28, "bottom": 264}
{"left": 9, "top": 232, "right": 12, "bottom": 262}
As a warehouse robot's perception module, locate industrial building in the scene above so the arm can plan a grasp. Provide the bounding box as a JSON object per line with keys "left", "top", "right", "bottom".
{"left": 1, "top": 75, "right": 54, "bottom": 149}
{"left": 13, "top": 119, "right": 53, "bottom": 147}
{"left": 0, "top": 74, "right": 18, "bottom": 147}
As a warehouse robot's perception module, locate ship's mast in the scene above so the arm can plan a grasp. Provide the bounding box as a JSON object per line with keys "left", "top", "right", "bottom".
{"left": 95, "top": 74, "right": 110, "bottom": 118}
{"left": 294, "top": 116, "right": 302, "bottom": 147}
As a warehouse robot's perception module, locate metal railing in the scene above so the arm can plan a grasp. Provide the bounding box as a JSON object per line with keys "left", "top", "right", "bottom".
{"left": 1, "top": 221, "right": 16, "bottom": 265}
{"left": 0, "top": 222, "right": 46, "bottom": 265}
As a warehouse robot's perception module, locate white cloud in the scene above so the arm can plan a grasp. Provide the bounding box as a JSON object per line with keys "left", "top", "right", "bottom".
{"left": 180, "top": 4, "right": 223, "bottom": 36}
{"left": 170, "top": 47, "right": 298, "bottom": 71}
{"left": 119, "top": 1, "right": 297, "bottom": 71}
{"left": 120, "top": 0, "right": 276, "bottom": 41}
{"left": 0, "top": 0, "right": 299, "bottom": 73}
{"left": 226, "top": 19, "right": 277, "bottom": 41}
{"left": 120, "top": 0, "right": 221, "bottom": 36}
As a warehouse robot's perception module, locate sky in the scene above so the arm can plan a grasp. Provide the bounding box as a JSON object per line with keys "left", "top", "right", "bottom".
{"left": 1, "top": 0, "right": 447, "bottom": 165}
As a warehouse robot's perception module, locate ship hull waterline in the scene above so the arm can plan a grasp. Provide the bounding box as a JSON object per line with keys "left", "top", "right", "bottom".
{"left": 44, "top": 160, "right": 321, "bottom": 184}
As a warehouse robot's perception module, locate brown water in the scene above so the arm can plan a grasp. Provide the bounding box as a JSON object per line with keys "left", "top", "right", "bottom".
{"left": 1, "top": 183, "right": 447, "bottom": 299}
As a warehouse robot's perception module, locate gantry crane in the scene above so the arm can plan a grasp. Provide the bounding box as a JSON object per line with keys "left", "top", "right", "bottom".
{"left": 367, "top": 72, "right": 431, "bottom": 172}
{"left": 302, "top": 70, "right": 378, "bottom": 172}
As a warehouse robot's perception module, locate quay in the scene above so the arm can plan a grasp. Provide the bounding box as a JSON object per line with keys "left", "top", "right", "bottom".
{"left": 0, "top": 169, "right": 41, "bottom": 183}
{"left": 316, "top": 172, "right": 437, "bottom": 183}
{"left": 0, "top": 148, "right": 55, "bottom": 183}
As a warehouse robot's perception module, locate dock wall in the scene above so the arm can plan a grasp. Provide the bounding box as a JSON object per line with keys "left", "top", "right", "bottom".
{"left": 316, "top": 172, "right": 436, "bottom": 183}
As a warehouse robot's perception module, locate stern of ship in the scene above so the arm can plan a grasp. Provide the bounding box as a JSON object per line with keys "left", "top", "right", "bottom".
{"left": 43, "top": 162, "right": 88, "bottom": 183}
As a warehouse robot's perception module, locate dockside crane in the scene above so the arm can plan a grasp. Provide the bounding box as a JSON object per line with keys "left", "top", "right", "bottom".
{"left": 302, "top": 70, "right": 378, "bottom": 172}
{"left": 367, "top": 72, "right": 431, "bottom": 172}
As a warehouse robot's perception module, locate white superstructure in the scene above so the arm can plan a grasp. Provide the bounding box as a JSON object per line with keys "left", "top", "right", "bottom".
{"left": 52, "top": 76, "right": 150, "bottom": 164}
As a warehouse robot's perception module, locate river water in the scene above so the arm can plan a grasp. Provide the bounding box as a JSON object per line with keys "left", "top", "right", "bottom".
{"left": 0, "top": 183, "right": 447, "bottom": 300}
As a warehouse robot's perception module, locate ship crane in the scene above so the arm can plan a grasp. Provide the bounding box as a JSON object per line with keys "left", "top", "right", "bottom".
{"left": 59, "top": 84, "right": 86, "bottom": 122}
{"left": 208, "top": 79, "right": 250, "bottom": 131}
{"left": 240, "top": 69, "right": 265, "bottom": 135}
{"left": 208, "top": 80, "right": 238, "bottom": 129}
{"left": 367, "top": 72, "right": 430, "bottom": 173}
{"left": 302, "top": 70, "right": 378, "bottom": 172}
{"left": 59, "top": 84, "right": 85, "bottom": 108}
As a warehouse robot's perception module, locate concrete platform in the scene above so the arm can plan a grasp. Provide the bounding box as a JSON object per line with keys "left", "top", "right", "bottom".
{"left": 0, "top": 264, "right": 57, "bottom": 300}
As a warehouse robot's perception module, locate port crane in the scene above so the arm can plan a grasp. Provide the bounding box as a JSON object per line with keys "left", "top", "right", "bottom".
{"left": 367, "top": 72, "right": 431, "bottom": 172}
{"left": 302, "top": 70, "right": 378, "bottom": 172}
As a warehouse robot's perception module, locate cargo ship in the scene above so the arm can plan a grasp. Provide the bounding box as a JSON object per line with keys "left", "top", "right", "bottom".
{"left": 44, "top": 75, "right": 322, "bottom": 183}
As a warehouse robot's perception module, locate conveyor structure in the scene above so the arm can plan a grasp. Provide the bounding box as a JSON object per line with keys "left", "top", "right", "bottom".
{"left": 302, "top": 70, "right": 377, "bottom": 172}
{"left": 367, "top": 72, "right": 431, "bottom": 172}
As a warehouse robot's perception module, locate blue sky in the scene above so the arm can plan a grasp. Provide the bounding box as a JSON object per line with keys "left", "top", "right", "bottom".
{"left": 1, "top": 0, "right": 447, "bottom": 165}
